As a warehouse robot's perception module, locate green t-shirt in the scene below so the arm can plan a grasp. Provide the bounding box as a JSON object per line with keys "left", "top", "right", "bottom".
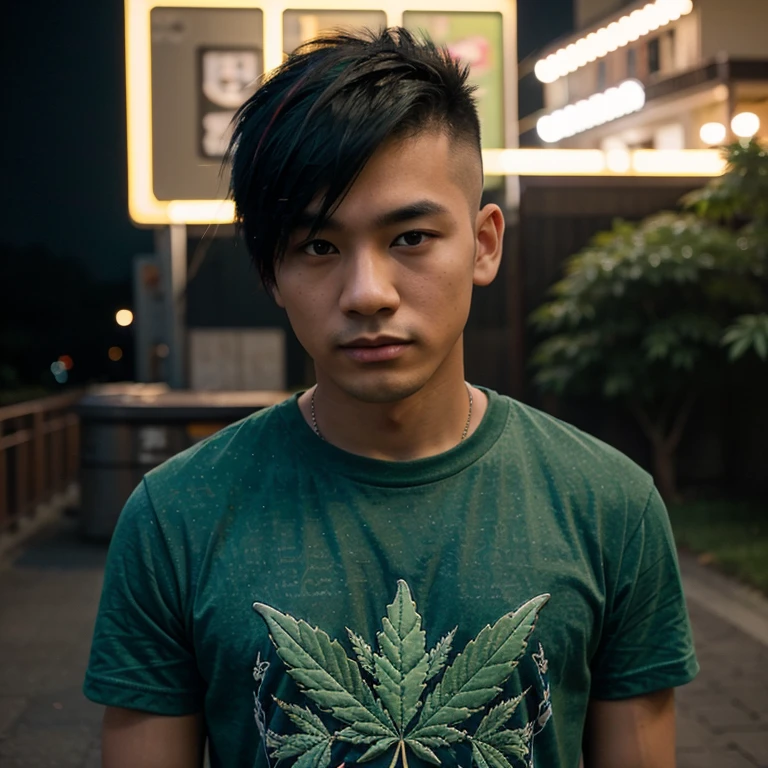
{"left": 84, "top": 389, "right": 698, "bottom": 768}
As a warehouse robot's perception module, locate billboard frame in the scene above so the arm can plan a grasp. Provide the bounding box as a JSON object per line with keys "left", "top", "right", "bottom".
{"left": 125, "top": 0, "right": 520, "bottom": 225}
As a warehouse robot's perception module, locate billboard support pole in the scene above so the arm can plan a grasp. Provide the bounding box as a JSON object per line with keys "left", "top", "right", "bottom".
{"left": 155, "top": 225, "right": 188, "bottom": 389}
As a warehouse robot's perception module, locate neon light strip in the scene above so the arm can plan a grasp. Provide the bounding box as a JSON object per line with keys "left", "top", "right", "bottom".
{"left": 482, "top": 148, "right": 726, "bottom": 177}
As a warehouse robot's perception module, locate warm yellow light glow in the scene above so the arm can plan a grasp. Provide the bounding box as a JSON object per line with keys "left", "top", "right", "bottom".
{"left": 484, "top": 149, "right": 608, "bottom": 175}
{"left": 606, "top": 148, "right": 632, "bottom": 173}
{"left": 483, "top": 149, "right": 726, "bottom": 177}
{"left": 537, "top": 80, "right": 646, "bottom": 143}
{"left": 116, "top": 309, "right": 134, "bottom": 327}
{"left": 535, "top": 0, "right": 694, "bottom": 83}
{"left": 632, "top": 149, "right": 727, "bottom": 176}
{"left": 700, "top": 122, "right": 726, "bottom": 146}
{"left": 167, "top": 200, "right": 236, "bottom": 224}
{"left": 731, "top": 112, "right": 761, "bottom": 139}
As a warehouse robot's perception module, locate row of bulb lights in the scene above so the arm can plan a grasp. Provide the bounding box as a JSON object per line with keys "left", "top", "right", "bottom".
{"left": 535, "top": 0, "right": 694, "bottom": 84}
{"left": 537, "top": 79, "right": 646, "bottom": 143}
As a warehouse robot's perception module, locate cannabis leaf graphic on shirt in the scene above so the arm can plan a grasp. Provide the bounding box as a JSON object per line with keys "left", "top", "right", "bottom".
{"left": 253, "top": 581, "right": 550, "bottom": 768}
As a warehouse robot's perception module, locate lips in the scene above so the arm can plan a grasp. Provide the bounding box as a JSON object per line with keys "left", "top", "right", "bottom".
{"left": 341, "top": 336, "right": 409, "bottom": 348}
{"left": 339, "top": 337, "right": 412, "bottom": 363}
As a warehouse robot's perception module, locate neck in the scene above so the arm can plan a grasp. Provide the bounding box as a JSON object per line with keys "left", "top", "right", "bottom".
{"left": 300, "top": 354, "right": 488, "bottom": 461}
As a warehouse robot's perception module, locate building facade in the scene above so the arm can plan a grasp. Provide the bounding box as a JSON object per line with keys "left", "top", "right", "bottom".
{"left": 523, "top": 0, "right": 768, "bottom": 150}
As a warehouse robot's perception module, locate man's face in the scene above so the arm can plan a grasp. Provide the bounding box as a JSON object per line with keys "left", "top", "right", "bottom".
{"left": 273, "top": 130, "right": 503, "bottom": 404}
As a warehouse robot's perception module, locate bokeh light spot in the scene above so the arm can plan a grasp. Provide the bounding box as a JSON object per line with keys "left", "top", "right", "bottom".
{"left": 116, "top": 309, "right": 134, "bottom": 327}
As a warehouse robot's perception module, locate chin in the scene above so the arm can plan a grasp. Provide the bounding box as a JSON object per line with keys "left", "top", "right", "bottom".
{"left": 334, "top": 372, "right": 429, "bottom": 404}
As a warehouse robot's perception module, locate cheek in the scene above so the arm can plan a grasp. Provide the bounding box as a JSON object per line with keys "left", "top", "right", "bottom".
{"left": 409, "top": 266, "right": 473, "bottom": 326}
{"left": 279, "top": 279, "right": 334, "bottom": 345}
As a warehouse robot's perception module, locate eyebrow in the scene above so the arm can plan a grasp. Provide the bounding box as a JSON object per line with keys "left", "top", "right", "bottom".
{"left": 295, "top": 200, "right": 451, "bottom": 233}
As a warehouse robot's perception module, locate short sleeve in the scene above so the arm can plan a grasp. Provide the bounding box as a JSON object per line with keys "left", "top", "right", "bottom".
{"left": 590, "top": 485, "right": 699, "bottom": 700}
{"left": 83, "top": 480, "right": 204, "bottom": 715}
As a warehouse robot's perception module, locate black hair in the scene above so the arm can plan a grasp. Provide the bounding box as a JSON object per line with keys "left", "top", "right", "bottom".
{"left": 227, "top": 27, "right": 481, "bottom": 290}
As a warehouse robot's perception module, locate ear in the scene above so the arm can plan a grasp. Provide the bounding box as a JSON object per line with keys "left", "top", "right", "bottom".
{"left": 473, "top": 203, "right": 504, "bottom": 287}
{"left": 271, "top": 281, "right": 285, "bottom": 308}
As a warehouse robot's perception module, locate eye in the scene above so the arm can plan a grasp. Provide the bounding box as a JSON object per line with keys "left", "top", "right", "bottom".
{"left": 302, "top": 240, "right": 338, "bottom": 257}
{"left": 392, "top": 231, "right": 431, "bottom": 248}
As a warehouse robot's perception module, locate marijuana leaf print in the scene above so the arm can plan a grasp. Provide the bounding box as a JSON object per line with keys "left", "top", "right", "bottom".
{"left": 254, "top": 582, "right": 550, "bottom": 768}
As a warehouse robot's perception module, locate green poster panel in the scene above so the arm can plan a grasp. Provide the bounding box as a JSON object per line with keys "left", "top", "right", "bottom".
{"left": 403, "top": 12, "right": 504, "bottom": 150}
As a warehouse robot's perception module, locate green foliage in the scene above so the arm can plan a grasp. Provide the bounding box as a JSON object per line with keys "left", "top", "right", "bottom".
{"left": 529, "top": 212, "right": 766, "bottom": 402}
{"left": 667, "top": 499, "right": 768, "bottom": 595}
{"left": 683, "top": 140, "right": 768, "bottom": 223}
{"left": 254, "top": 582, "right": 550, "bottom": 768}
{"left": 722, "top": 314, "right": 768, "bottom": 361}
{"left": 684, "top": 139, "right": 768, "bottom": 363}
{"left": 530, "top": 139, "right": 768, "bottom": 405}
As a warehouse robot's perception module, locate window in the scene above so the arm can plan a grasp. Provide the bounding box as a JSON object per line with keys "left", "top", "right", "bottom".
{"left": 597, "top": 60, "right": 607, "bottom": 90}
{"left": 647, "top": 37, "right": 660, "bottom": 74}
{"left": 627, "top": 48, "right": 637, "bottom": 78}
{"left": 661, "top": 29, "right": 676, "bottom": 72}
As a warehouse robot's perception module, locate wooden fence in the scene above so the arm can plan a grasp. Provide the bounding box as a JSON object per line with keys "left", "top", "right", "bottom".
{"left": 0, "top": 392, "right": 81, "bottom": 534}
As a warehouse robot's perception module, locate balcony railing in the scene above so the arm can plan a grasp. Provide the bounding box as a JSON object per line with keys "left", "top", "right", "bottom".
{"left": 645, "top": 57, "right": 768, "bottom": 104}
{"left": 0, "top": 392, "right": 81, "bottom": 535}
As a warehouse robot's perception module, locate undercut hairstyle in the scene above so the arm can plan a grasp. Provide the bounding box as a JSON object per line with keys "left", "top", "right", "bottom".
{"left": 227, "top": 27, "right": 481, "bottom": 290}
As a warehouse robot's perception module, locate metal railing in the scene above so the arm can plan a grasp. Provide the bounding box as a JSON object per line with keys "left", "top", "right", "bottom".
{"left": 0, "top": 392, "right": 81, "bottom": 533}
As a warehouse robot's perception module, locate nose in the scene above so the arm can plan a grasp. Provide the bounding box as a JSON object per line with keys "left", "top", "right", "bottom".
{"left": 338, "top": 249, "right": 400, "bottom": 316}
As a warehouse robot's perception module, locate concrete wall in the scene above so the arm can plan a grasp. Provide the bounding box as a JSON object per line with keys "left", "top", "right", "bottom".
{"left": 699, "top": 0, "right": 768, "bottom": 60}
{"left": 574, "top": 0, "right": 629, "bottom": 29}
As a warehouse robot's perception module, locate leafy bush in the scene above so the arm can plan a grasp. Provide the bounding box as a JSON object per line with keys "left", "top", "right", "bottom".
{"left": 529, "top": 141, "right": 768, "bottom": 501}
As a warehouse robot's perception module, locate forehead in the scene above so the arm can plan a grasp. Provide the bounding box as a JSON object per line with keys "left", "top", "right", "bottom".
{"left": 322, "top": 131, "right": 482, "bottom": 224}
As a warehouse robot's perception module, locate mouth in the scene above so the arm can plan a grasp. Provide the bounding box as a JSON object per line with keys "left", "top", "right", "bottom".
{"left": 338, "top": 336, "right": 412, "bottom": 363}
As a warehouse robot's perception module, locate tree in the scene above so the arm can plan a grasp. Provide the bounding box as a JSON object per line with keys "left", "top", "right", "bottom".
{"left": 529, "top": 210, "right": 766, "bottom": 502}
{"left": 684, "top": 139, "right": 768, "bottom": 362}
{"left": 530, "top": 140, "right": 768, "bottom": 501}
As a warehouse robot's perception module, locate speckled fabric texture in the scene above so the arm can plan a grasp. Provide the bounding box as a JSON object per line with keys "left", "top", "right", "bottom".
{"left": 84, "top": 388, "right": 698, "bottom": 767}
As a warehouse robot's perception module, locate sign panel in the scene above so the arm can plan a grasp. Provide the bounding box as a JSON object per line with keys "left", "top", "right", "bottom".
{"left": 126, "top": 0, "right": 520, "bottom": 225}
{"left": 403, "top": 12, "right": 504, "bottom": 150}
{"left": 150, "top": 7, "right": 262, "bottom": 201}
{"left": 283, "top": 10, "right": 387, "bottom": 53}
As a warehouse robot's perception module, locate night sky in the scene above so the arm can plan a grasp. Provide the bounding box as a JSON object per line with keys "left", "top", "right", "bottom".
{"left": 2, "top": 0, "right": 572, "bottom": 284}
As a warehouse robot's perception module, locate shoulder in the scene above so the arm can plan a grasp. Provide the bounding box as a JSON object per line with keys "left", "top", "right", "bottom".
{"left": 511, "top": 398, "right": 645, "bottom": 467}
{"left": 150, "top": 394, "right": 296, "bottom": 473}
{"left": 139, "top": 395, "right": 300, "bottom": 524}
{"left": 493, "top": 393, "right": 657, "bottom": 522}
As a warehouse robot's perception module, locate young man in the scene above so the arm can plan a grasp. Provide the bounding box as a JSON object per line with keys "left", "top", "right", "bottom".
{"left": 84, "top": 29, "right": 698, "bottom": 768}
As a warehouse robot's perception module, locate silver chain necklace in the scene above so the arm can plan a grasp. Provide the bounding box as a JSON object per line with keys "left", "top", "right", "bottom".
{"left": 310, "top": 383, "right": 474, "bottom": 443}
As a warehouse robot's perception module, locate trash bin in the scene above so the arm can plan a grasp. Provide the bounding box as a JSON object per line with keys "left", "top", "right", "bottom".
{"left": 77, "top": 385, "right": 289, "bottom": 540}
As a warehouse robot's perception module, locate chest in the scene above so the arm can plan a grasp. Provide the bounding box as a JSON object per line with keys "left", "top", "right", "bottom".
{"left": 191, "top": 478, "right": 607, "bottom": 695}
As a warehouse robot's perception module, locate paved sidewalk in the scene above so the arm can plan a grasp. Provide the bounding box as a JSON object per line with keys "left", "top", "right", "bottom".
{"left": 676, "top": 554, "right": 768, "bottom": 768}
{"left": 0, "top": 519, "right": 766, "bottom": 767}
